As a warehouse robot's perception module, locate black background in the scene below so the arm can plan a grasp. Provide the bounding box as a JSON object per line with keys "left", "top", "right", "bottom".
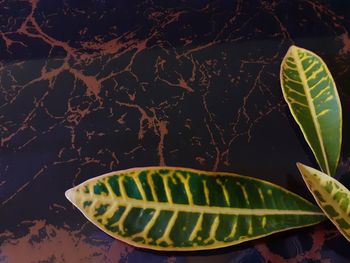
{"left": 1, "top": 1, "right": 350, "bottom": 262}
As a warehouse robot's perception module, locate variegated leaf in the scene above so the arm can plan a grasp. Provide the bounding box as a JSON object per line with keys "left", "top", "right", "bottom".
{"left": 66, "top": 167, "right": 325, "bottom": 251}
{"left": 280, "top": 45, "right": 342, "bottom": 176}
{"left": 297, "top": 163, "right": 350, "bottom": 241}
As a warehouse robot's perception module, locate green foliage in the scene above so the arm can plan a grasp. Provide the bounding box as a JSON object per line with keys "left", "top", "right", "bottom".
{"left": 66, "top": 167, "right": 324, "bottom": 251}
{"left": 281, "top": 46, "right": 348, "bottom": 243}
{"left": 66, "top": 45, "right": 348, "bottom": 251}
{"left": 280, "top": 45, "right": 342, "bottom": 176}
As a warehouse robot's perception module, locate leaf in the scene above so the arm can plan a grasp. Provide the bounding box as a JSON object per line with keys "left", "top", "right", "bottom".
{"left": 297, "top": 163, "right": 350, "bottom": 241}
{"left": 280, "top": 45, "right": 342, "bottom": 176}
{"left": 66, "top": 167, "right": 325, "bottom": 251}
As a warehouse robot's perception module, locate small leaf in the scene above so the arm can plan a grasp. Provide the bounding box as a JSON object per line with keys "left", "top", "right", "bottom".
{"left": 297, "top": 163, "right": 350, "bottom": 241}
{"left": 280, "top": 45, "right": 342, "bottom": 176}
{"left": 66, "top": 167, "right": 325, "bottom": 251}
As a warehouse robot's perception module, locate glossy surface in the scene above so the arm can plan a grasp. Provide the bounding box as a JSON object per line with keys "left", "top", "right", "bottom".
{"left": 298, "top": 163, "right": 350, "bottom": 242}
{"left": 281, "top": 46, "right": 342, "bottom": 176}
{"left": 66, "top": 167, "right": 324, "bottom": 250}
{"left": 1, "top": 0, "right": 350, "bottom": 262}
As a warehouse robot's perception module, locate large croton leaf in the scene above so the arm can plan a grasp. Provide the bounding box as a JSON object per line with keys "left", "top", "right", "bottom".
{"left": 297, "top": 163, "right": 350, "bottom": 241}
{"left": 66, "top": 167, "right": 325, "bottom": 251}
{"left": 280, "top": 45, "right": 342, "bottom": 176}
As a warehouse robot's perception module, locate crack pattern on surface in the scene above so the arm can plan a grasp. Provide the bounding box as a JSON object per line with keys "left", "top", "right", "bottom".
{"left": 1, "top": 0, "right": 350, "bottom": 262}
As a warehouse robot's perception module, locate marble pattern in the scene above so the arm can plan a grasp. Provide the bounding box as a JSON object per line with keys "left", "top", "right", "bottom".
{"left": 1, "top": 0, "right": 350, "bottom": 262}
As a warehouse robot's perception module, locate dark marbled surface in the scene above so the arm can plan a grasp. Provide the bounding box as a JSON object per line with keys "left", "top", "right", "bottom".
{"left": 1, "top": 0, "right": 350, "bottom": 262}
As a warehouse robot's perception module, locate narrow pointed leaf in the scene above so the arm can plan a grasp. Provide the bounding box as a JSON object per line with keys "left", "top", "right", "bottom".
{"left": 280, "top": 45, "right": 342, "bottom": 176}
{"left": 66, "top": 167, "right": 325, "bottom": 251}
{"left": 297, "top": 163, "right": 350, "bottom": 241}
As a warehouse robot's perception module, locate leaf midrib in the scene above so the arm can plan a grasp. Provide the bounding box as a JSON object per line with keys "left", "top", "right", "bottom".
{"left": 75, "top": 194, "right": 324, "bottom": 216}
{"left": 291, "top": 47, "right": 330, "bottom": 175}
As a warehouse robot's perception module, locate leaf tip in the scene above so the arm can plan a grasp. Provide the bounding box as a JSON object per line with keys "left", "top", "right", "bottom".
{"left": 65, "top": 187, "right": 75, "bottom": 204}
{"left": 286, "top": 45, "right": 307, "bottom": 57}
{"left": 296, "top": 162, "right": 305, "bottom": 172}
{"left": 296, "top": 163, "right": 322, "bottom": 184}
{"left": 296, "top": 163, "right": 313, "bottom": 181}
{"left": 287, "top": 45, "right": 298, "bottom": 53}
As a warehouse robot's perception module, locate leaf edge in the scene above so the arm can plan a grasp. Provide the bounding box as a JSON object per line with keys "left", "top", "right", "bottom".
{"left": 280, "top": 45, "right": 343, "bottom": 176}
{"left": 66, "top": 166, "right": 326, "bottom": 251}
{"left": 297, "top": 162, "right": 350, "bottom": 242}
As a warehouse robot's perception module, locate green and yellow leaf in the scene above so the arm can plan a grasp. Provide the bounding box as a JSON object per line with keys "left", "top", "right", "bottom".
{"left": 280, "top": 45, "right": 342, "bottom": 176}
{"left": 66, "top": 167, "right": 325, "bottom": 251}
{"left": 297, "top": 163, "right": 350, "bottom": 241}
